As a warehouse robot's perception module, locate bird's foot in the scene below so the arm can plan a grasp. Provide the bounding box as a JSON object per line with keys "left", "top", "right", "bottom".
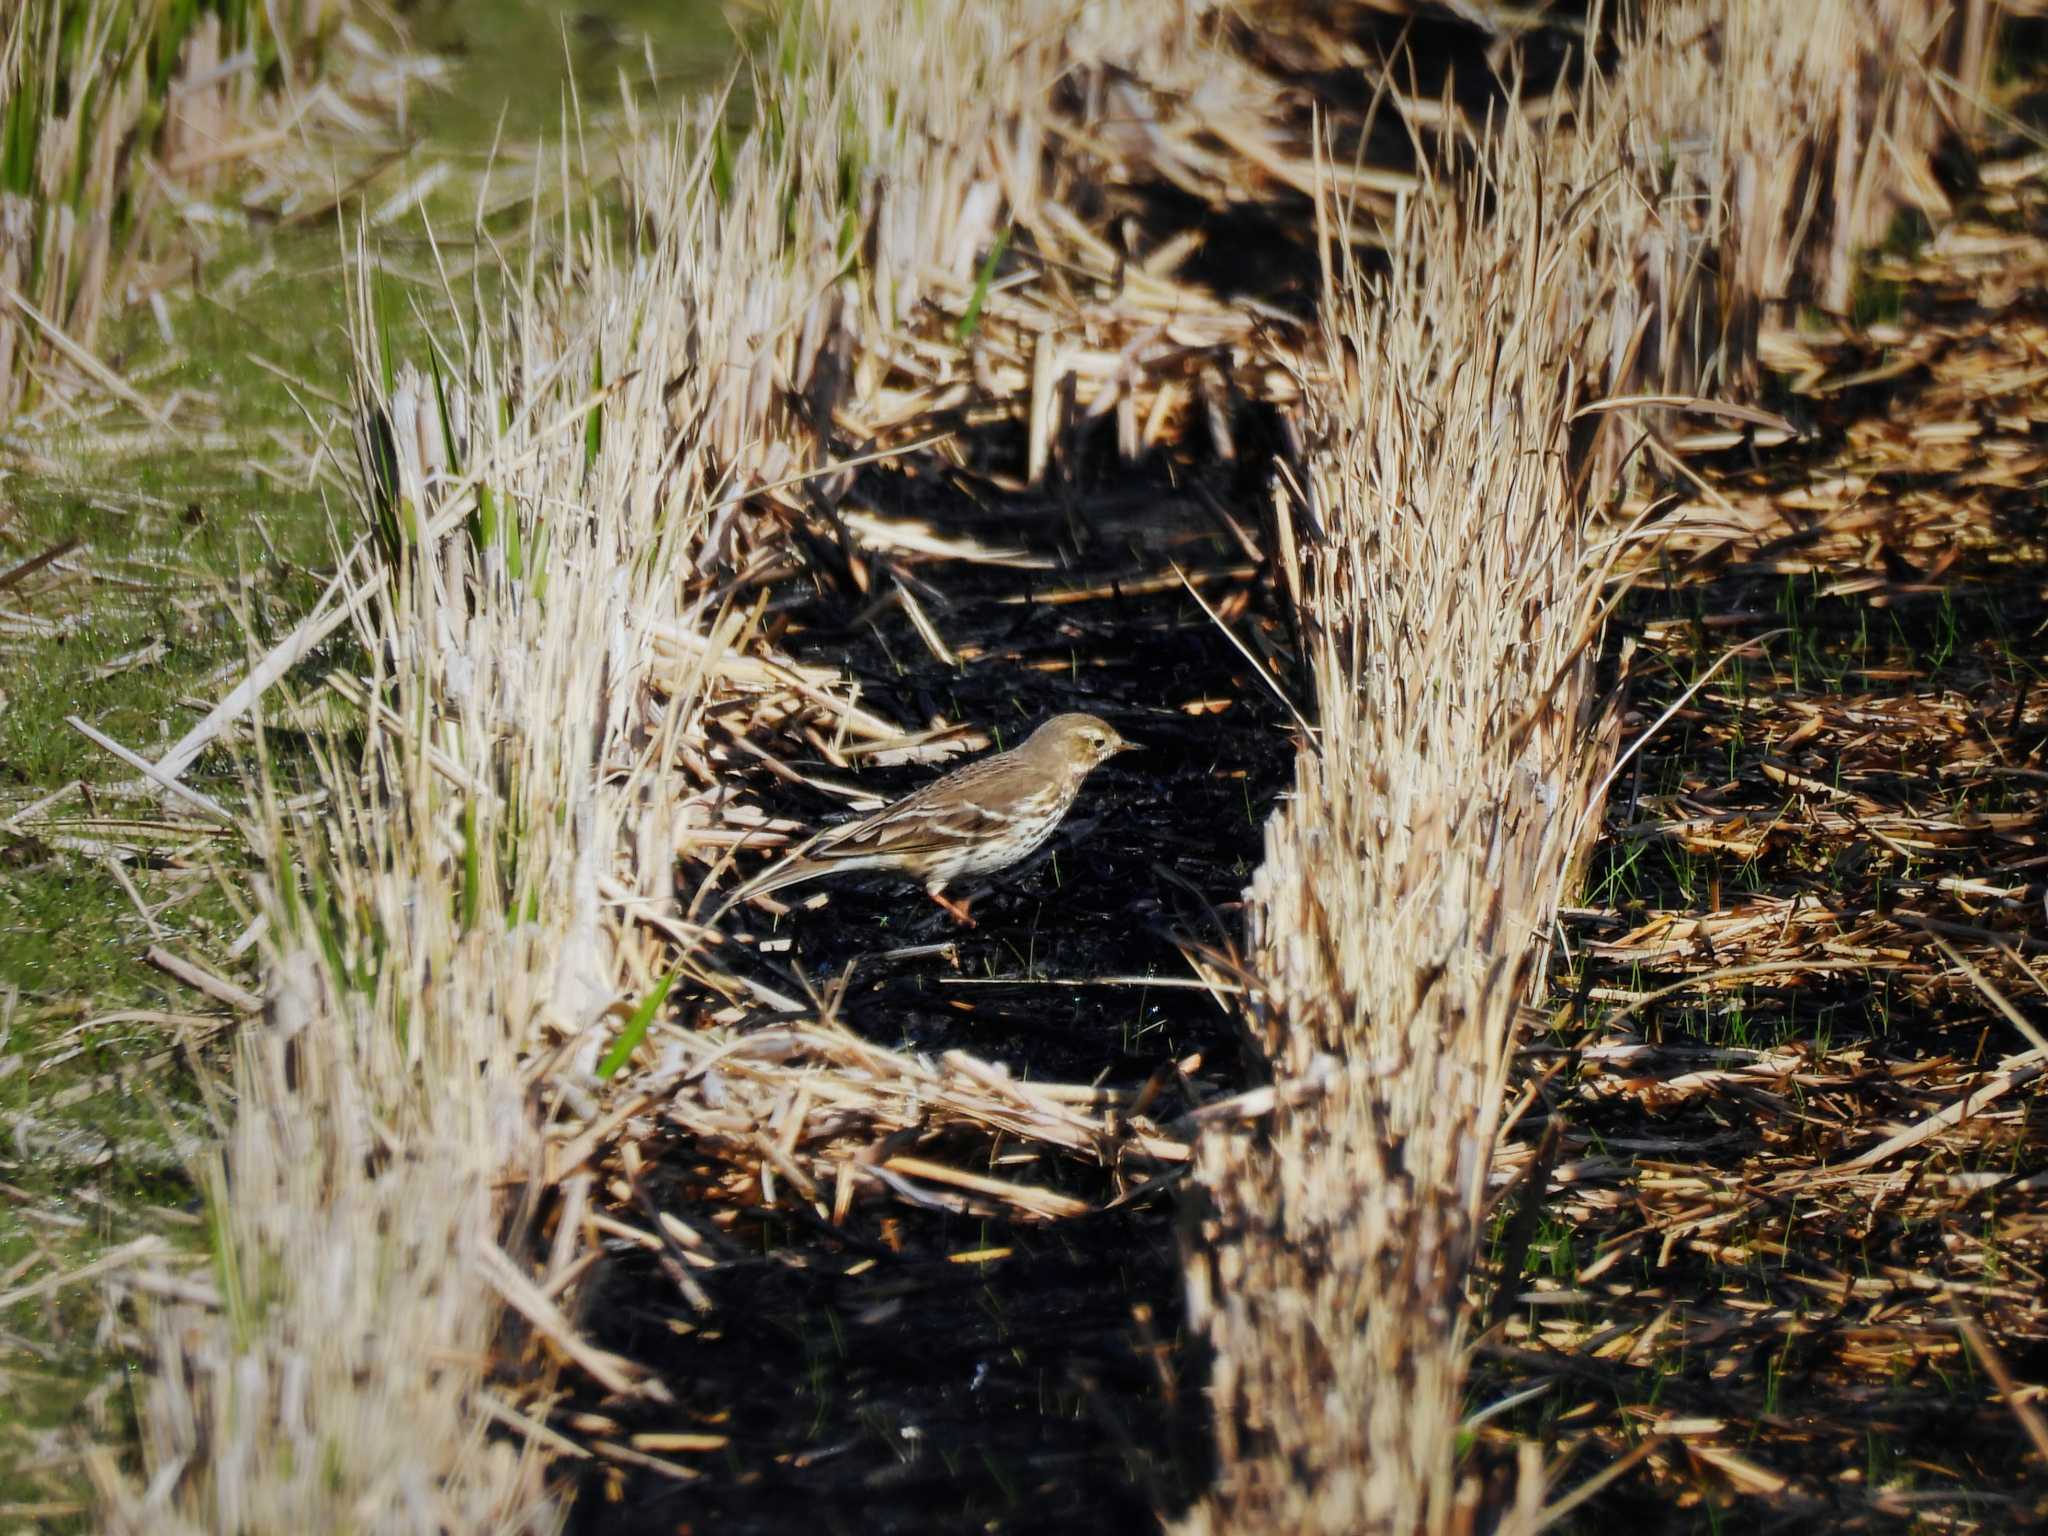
{"left": 928, "top": 890, "right": 977, "bottom": 928}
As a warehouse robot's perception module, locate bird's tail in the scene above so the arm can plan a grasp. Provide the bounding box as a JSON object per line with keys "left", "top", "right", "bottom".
{"left": 707, "top": 852, "right": 828, "bottom": 926}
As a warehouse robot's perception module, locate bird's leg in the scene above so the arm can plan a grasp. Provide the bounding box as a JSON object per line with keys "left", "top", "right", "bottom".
{"left": 927, "top": 888, "right": 977, "bottom": 928}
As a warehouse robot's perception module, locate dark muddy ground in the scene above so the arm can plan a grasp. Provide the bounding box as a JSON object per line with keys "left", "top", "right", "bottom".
{"left": 560, "top": 440, "right": 1304, "bottom": 1531}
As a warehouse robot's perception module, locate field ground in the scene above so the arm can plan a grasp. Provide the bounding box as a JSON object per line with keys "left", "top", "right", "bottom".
{"left": 3, "top": 4, "right": 2046, "bottom": 1532}
{"left": 1479, "top": 202, "right": 2048, "bottom": 1527}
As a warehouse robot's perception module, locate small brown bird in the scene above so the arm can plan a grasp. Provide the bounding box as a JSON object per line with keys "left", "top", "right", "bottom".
{"left": 714, "top": 713, "right": 1137, "bottom": 927}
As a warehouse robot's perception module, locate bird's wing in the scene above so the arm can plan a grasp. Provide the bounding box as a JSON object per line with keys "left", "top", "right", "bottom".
{"left": 807, "top": 762, "right": 1034, "bottom": 861}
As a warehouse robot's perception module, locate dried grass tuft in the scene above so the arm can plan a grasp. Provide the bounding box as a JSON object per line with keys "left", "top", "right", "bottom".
{"left": 1177, "top": 100, "right": 1621, "bottom": 1536}
{"left": 1176, "top": 2, "right": 2002, "bottom": 1530}
{"left": 1583, "top": 0, "right": 2004, "bottom": 460}
{"left": 0, "top": 0, "right": 429, "bottom": 427}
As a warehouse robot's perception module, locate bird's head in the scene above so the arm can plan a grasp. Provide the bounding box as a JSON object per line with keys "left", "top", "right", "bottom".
{"left": 1032, "top": 712, "right": 1139, "bottom": 772}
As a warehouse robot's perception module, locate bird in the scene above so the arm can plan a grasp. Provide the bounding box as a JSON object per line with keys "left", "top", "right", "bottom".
{"left": 711, "top": 712, "right": 1138, "bottom": 928}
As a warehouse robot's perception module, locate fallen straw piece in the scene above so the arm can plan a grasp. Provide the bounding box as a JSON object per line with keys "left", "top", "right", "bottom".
{"left": 151, "top": 558, "right": 384, "bottom": 784}
{"left": 1827, "top": 1052, "right": 2046, "bottom": 1175}
{"left": 66, "top": 716, "right": 235, "bottom": 825}
{"left": 0, "top": 1234, "right": 167, "bottom": 1311}
{"left": 145, "top": 945, "right": 262, "bottom": 1014}
{"left": 476, "top": 1242, "right": 672, "bottom": 1404}
{"left": 880, "top": 1154, "right": 1091, "bottom": 1219}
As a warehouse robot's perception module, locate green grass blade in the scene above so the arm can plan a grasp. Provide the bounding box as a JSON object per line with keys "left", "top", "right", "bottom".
{"left": 597, "top": 968, "right": 678, "bottom": 1080}
{"left": 954, "top": 225, "right": 1010, "bottom": 342}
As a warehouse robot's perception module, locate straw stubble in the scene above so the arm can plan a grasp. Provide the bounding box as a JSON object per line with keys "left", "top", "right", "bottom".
{"left": 1177, "top": 3, "right": 2001, "bottom": 1530}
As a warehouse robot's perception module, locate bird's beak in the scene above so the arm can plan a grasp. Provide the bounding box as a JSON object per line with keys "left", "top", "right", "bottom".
{"left": 1114, "top": 739, "right": 1142, "bottom": 755}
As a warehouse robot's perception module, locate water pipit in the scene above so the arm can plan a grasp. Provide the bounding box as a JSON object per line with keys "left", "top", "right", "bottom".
{"left": 713, "top": 712, "right": 1137, "bottom": 927}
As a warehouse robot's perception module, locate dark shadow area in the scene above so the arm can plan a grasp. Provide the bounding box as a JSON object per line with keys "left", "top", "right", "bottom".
{"left": 557, "top": 418, "right": 1300, "bottom": 1530}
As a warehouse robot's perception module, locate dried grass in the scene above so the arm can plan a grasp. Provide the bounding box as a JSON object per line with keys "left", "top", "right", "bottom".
{"left": 1476, "top": 142, "right": 2048, "bottom": 1528}
{"left": 1605, "top": 0, "right": 1997, "bottom": 399}
{"left": 98, "top": 91, "right": 759, "bottom": 1536}
{"left": 1177, "top": 86, "right": 1619, "bottom": 1536}
{"left": 1178, "top": 2, "right": 2005, "bottom": 1530}
{"left": 0, "top": 0, "right": 430, "bottom": 427}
